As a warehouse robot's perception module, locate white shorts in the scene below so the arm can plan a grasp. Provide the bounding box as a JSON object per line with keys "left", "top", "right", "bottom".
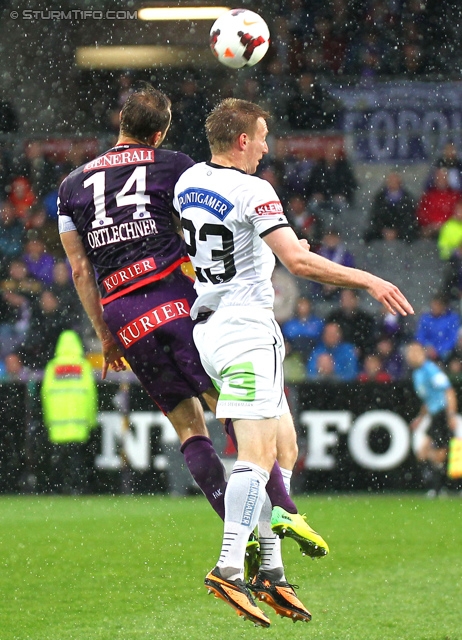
{"left": 193, "top": 306, "right": 289, "bottom": 420}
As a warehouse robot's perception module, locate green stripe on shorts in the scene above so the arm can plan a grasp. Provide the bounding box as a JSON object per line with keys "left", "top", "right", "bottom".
{"left": 220, "top": 361, "right": 256, "bottom": 402}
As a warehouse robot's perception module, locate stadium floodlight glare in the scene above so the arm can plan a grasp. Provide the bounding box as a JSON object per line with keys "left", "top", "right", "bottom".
{"left": 138, "top": 6, "right": 230, "bottom": 21}
{"left": 76, "top": 45, "right": 217, "bottom": 68}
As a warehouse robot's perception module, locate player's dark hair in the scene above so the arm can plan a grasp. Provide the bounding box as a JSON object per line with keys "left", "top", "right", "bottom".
{"left": 119, "top": 84, "right": 171, "bottom": 143}
{"left": 206, "top": 98, "right": 270, "bottom": 154}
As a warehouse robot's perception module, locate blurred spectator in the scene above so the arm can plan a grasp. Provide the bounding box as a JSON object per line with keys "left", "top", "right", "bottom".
{"left": 264, "top": 17, "right": 291, "bottom": 72}
{"left": 307, "top": 322, "right": 358, "bottom": 381}
{"left": 24, "top": 141, "right": 59, "bottom": 198}
{"left": 442, "top": 244, "right": 462, "bottom": 303}
{"left": 169, "top": 74, "right": 210, "bottom": 162}
{"left": 21, "top": 289, "right": 68, "bottom": 370}
{"left": 258, "top": 160, "right": 288, "bottom": 204}
{"left": 447, "top": 329, "right": 462, "bottom": 379}
{"left": 438, "top": 200, "right": 462, "bottom": 260}
{"left": 326, "top": 289, "right": 376, "bottom": 361}
{"left": 343, "top": 28, "right": 388, "bottom": 78}
{"left": 272, "top": 263, "right": 300, "bottom": 326}
{"left": 415, "top": 295, "right": 460, "bottom": 362}
{"left": 262, "top": 57, "right": 294, "bottom": 122}
{"left": 1, "top": 258, "right": 42, "bottom": 300}
{"left": 375, "top": 308, "right": 409, "bottom": 346}
{"left": 22, "top": 238, "right": 55, "bottom": 287}
{"left": 311, "top": 351, "right": 338, "bottom": 380}
{"left": 0, "top": 202, "right": 25, "bottom": 270}
{"left": 416, "top": 168, "right": 460, "bottom": 238}
{"left": 107, "top": 73, "right": 134, "bottom": 134}
{"left": 286, "top": 72, "right": 340, "bottom": 131}
{"left": 363, "top": 172, "right": 418, "bottom": 243}
{"left": 0, "top": 290, "right": 31, "bottom": 359}
{"left": 50, "top": 261, "right": 83, "bottom": 330}
{"left": 433, "top": 142, "right": 462, "bottom": 191}
{"left": 311, "top": 226, "right": 355, "bottom": 300}
{"left": 0, "top": 144, "right": 13, "bottom": 200}
{"left": 2, "top": 351, "right": 33, "bottom": 382}
{"left": 357, "top": 354, "right": 392, "bottom": 383}
{"left": 25, "top": 203, "right": 64, "bottom": 259}
{"left": 285, "top": 193, "right": 322, "bottom": 243}
{"left": 42, "top": 170, "right": 68, "bottom": 220}
{"left": 376, "top": 336, "right": 405, "bottom": 380}
{"left": 7, "top": 176, "right": 36, "bottom": 219}
{"left": 309, "top": 14, "right": 347, "bottom": 75}
{"left": 283, "top": 339, "right": 307, "bottom": 384}
{"left": 305, "top": 142, "right": 357, "bottom": 217}
{"left": 281, "top": 156, "right": 313, "bottom": 198}
{"left": 239, "top": 77, "right": 263, "bottom": 105}
{"left": 397, "top": 43, "right": 427, "bottom": 76}
{"left": 282, "top": 296, "right": 324, "bottom": 360}
{"left": 0, "top": 98, "right": 18, "bottom": 133}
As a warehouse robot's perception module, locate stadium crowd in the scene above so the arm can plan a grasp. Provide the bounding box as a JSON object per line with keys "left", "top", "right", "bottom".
{"left": 1, "top": 0, "right": 462, "bottom": 383}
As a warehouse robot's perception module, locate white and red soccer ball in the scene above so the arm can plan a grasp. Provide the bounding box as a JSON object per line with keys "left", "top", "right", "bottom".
{"left": 210, "top": 9, "right": 270, "bottom": 69}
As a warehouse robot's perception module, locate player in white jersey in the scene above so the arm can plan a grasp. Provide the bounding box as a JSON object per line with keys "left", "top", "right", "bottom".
{"left": 174, "top": 98, "right": 414, "bottom": 627}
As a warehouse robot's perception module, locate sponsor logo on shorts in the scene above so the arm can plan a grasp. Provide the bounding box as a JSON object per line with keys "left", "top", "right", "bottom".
{"left": 103, "top": 258, "right": 157, "bottom": 293}
{"left": 255, "top": 200, "right": 283, "bottom": 216}
{"left": 220, "top": 362, "right": 256, "bottom": 401}
{"left": 117, "top": 298, "right": 190, "bottom": 347}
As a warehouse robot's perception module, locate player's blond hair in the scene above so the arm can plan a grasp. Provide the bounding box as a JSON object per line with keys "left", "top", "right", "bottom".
{"left": 206, "top": 98, "right": 270, "bottom": 154}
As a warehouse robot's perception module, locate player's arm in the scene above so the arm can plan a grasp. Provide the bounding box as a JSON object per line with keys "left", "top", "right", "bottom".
{"left": 445, "top": 387, "right": 458, "bottom": 432}
{"left": 263, "top": 226, "right": 414, "bottom": 316}
{"left": 172, "top": 210, "right": 184, "bottom": 238}
{"left": 410, "top": 404, "right": 428, "bottom": 430}
{"left": 60, "top": 230, "right": 126, "bottom": 379}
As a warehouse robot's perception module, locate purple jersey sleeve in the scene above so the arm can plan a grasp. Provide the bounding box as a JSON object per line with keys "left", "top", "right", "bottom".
{"left": 58, "top": 145, "right": 195, "bottom": 302}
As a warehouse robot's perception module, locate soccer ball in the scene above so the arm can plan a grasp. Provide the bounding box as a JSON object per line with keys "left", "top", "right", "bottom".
{"left": 210, "top": 9, "right": 270, "bottom": 69}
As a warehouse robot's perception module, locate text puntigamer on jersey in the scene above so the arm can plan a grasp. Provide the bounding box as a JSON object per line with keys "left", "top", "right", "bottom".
{"left": 177, "top": 187, "right": 234, "bottom": 221}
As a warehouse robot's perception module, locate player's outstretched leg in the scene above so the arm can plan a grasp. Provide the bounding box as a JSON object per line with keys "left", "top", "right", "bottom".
{"left": 205, "top": 567, "right": 271, "bottom": 628}
{"left": 271, "top": 506, "right": 329, "bottom": 558}
{"left": 225, "top": 419, "right": 298, "bottom": 513}
{"left": 180, "top": 435, "right": 226, "bottom": 519}
{"left": 244, "top": 531, "right": 261, "bottom": 582}
{"left": 249, "top": 569, "right": 311, "bottom": 623}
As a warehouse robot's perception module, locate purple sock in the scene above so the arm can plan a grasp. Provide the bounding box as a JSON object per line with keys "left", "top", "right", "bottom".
{"left": 225, "top": 419, "right": 298, "bottom": 514}
{"left": 180, "top": 435, "right": 226, "bottom": 520}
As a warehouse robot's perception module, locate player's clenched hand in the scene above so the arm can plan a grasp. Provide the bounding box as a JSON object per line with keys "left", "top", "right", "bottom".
{"left": 101, "top": 336, "right": 126, "bottom": 379}
{"left": 367, "top": 277, "right": 414, "bottom": 316}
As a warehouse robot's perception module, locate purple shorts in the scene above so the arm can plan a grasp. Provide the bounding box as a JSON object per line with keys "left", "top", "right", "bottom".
{"left": 103, "top": 268, "right": 211, "bottom": 414}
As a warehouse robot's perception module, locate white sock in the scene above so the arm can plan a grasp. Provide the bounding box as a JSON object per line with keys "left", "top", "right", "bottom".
{"left": 217, "top": 461, "right": 269, "bottom": 581}
{"left": 280, "top": 467, "right": 292, "bottom": 496}
{"left": 258, "top": 494, "right": 285, "bottom": 580}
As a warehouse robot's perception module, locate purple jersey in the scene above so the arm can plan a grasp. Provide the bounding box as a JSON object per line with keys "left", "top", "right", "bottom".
{"left": 58, "top": 144, "right": 194, "bottom": 304}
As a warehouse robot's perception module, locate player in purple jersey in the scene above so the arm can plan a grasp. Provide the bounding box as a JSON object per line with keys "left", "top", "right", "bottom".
{"left": 58, "top": 85, "right": 229, "bottom": 514}
{"left": 57, "top": 86, "right": 310, "bottom": 550}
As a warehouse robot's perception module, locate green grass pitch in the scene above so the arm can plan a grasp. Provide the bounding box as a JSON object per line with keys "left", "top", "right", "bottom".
{"left": 1, "top": 494, "right": 461, "bottom": 640}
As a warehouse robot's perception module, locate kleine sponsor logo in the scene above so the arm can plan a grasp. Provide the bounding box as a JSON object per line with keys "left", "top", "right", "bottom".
{"left": 117, "top": 299, "right": 191, "bottom": 346}
{"left": 255, "top": 200, "right": 284, "bottom": 216}
{"left": 103, "top": 258, "right": 157, "bottom": 293}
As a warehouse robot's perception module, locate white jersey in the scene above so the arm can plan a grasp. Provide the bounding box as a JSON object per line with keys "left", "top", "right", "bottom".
{"left": 173, "top": 162, "right": 290, "bottom": 319}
